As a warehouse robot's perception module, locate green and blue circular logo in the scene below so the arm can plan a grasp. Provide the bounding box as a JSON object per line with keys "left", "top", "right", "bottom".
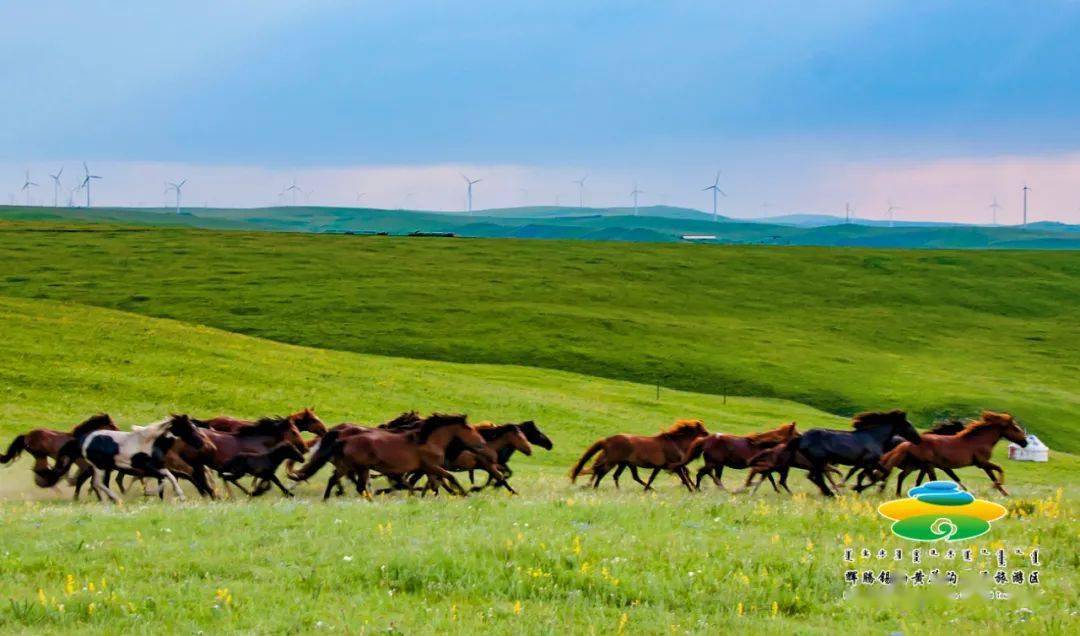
{"left": 877, "top": 481, "right": 1007, "bottom": 541}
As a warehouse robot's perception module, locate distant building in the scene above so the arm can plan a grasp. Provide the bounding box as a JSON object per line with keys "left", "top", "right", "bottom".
{"left": 681, "top": 234, "right": 717, "bottom": 242}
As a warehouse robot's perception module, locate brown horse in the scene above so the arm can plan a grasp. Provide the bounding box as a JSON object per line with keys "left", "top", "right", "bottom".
{"left": 199, "top": 409, "right": 325, "bottom": 479}
{"left": 677, "top": 422, "right": 799, "bottom": 491}
{"left": 569, "top": 420, "right": 709, "bottom": 491}
{"left": 0, "top": 414, "right": 118, "bottom": 491}
{"left": 880, "top": 411, "right": 1028, "bottom": 496}
{"left": 740, "top": 436, "right": 845, "bottom": 495}
{"left": 419, "top": 423, "right": 532, "bottom": 494}
{"left": 316, "top": 413, "right": 489, "bottom": 499}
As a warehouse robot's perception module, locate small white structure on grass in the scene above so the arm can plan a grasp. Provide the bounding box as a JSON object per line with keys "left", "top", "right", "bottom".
{"left": 1008, "top": 434, "right": 1049, "bottom": 462}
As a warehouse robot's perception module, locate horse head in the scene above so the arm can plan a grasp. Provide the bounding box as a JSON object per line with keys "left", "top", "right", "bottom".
{"left": 168, "top": 414, "right": 213, "bottom": 451}
{"left": 982, "top": 411, "right": 1027, "bottom": 447}
{"left": 506, "top": 428, "right": 533, "bottom": 456}
{"left": 518, "top": 421, "right": 553, "bottom": 450}
{"left": 291, "top": 407, "right": 328, "bottom": 436}
{"left": 888, "top": 410, "right": 922, "bottom": 444}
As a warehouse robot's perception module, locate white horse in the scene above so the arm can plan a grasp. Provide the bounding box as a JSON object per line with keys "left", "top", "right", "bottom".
{"left": 74, "top": 414, "right": 208, "bottom": 504}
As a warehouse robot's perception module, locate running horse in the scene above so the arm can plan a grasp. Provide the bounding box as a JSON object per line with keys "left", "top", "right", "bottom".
{"left": 676, "top": 422, "right": 799, "bottom": 491}
{"left": 201, "top": 408, "right": 326, "bottom": 477}
{"left": 880, "top": 411, "right": 1028, "bottom": 496}
{"left": 569, "top": 420, "right": 709, "bottom": 492}
{"left": 0, "top": 414, "right": 118, "bottom": 492}
{"left": 786, "top": 410, "right": 921, "bottom": 497}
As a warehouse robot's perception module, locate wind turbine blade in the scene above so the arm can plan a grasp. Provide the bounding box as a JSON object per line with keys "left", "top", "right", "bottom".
{"left": 718, "top": 190, "right": 727, "bottom": 197}
{"left": 178, "top": 179, "right": 187, "bottom": 188}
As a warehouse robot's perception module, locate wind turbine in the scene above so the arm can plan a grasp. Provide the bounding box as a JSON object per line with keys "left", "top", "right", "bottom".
{"left": 166, "top": 179, "right": 187, "bottom": 214}
{"left": 80, "top": 162, "right": 102, "bottom": 207}
{"left": 67, "top": 184, "right": 80, "bottom": 207}
{"left": 21, "top": 170, "right": 39, "bottom": 206}
{"left": 282, "top": 178, "right": 301, "bottom": 205}
{"left": 49, "top": 167, "right": 64, "bottom": 207}
{"left": 702, "top": 171, "right": 726, "bottom": 222}
{"left": 845, "top": 202, "right": 855, "bottom": 224}
{"left": 572, "top": 175, "right": 588, "bottom": 208}
{"left": 886, "top": 200, "right": 901, "bottom": 227}
{"left": 629, "top": 182, "right": 644, "bottom": 216}
{"left": 462, "top": 174, "right": 482, "bottom": 214}
{"left": 989, "top": 197, "right": 1002, "bottom": 225}
{"left": 355, "top": 192, "right": 366, "bottom": 205}
{"left": 1022, "top": 184, "right": 1031, "bottom": 227}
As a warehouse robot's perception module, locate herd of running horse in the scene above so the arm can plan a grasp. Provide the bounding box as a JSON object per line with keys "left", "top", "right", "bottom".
{"left": 0, "top": 407, "right": 1029, "bottom": 502}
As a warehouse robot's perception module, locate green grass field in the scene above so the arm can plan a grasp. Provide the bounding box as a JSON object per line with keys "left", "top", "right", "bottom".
{"left": 0, "top": 222, "right": 1076, "bottom": 450}
{"left": 0, "top": 295, "right": 1076, "bottom": 634}
{"left": 0, "top": 221, "right": 1076, "bottom": 634}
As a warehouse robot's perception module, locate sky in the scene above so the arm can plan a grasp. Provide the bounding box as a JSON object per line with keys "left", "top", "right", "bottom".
{"left": 2, "top": 1, "right": 1080, "bottom": 223}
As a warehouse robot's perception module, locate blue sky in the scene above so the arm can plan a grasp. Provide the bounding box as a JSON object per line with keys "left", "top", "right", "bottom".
{"left": 2, "top": 1, "right": 1079, "bottom": 221}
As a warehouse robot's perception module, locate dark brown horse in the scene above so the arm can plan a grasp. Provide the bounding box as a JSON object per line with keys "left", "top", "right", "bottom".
{"left": 676, "top": 422, "right": 799, "bottom": 491}
{"left": 422, "top": 423, "right": 532, "bottom": 494}
{"left": 569, "top": 420, "right": 709, "bottom": 491}
{"left": 740, "top": 435, "right": 844, "bottom": 494}
{"left": 199, "top": 409, "right": 325, "bottom": 479}
{"left": 313, "top": 413, "right": 490, "bottom": 499}
{"left": 0, "top": 414, "right": 118, "bottom": 491}
{"left": 880, "top": 411, "right": 1028, "bottom": 496}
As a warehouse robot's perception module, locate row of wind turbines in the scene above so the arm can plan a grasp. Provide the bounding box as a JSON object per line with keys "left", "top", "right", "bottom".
{"left": 14, "top": 166, "right": 1035, "bottom": 226}
{"left": 19, "top": 163, "right": 101, "bottom": 208}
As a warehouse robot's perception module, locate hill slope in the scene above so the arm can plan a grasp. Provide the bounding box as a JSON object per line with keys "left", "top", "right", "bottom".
{"left": 0, "top": 222, "right": 1076, "bottom": 450}
{"left": 4, "top": 205, "right": 1079, "bottom": 249}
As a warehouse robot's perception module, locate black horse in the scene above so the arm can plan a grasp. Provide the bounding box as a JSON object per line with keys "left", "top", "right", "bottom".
{"left": 842, "top": 418, "right": 966, "bottom": 490}
{"left": 789, "top": 410, "right": 921, "bottom": 497}
{"left": 469, "top": 420, "right": 554, "bottom": 487}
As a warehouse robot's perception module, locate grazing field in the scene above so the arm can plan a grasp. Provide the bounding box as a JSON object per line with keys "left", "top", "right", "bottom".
{"left": 0, "top": 222, "right": 1077, "bottom": 450}
{"left": 0, "top": 295, "right": 1077, "bottom": 634}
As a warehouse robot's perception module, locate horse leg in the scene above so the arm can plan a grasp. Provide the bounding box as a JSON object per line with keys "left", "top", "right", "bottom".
{"left": 713, "top": 465, "right": 728, "bottom": 492}
{"left": 354, "top": 468, "right": 371, "bottom": 499}
{"left": 190, "top": 466, "right": 218, "bottom": 500}
{"left": 628, "top": 465, "right": 650, "bottom": 490}
{"left": 806, "top": 462, "right": 835, "bottom": 497}
{"left": 591, "top": 463, "right": 610, "bottom": 489}
{"left": 91, "top": 467, "right": 122, "bottom": 504}
{"left": 269, "top": 474, "right": 295, "bottom": 497}
{"left": 611, "top": 464, "right": 626, "bottom": 489}
{"left": 115, "top": 472, "right": 127, "bottom": 494}
{"left": 694, "top": 466, "right": 710, "bottom": 490}
{"left": 939, "top": 467, "right": 967, "bottom": 490}
{"left": 674, "top": 466, "right": 696, "bottom": 492}
{"left": 978, "top": 461, "right": 1009, "bottom": 496}
{"left": 73, "top": 466, "right": 93, "bottom": 501}
{"left": 467, "top": 469, "right": 475, "bottom": 486}
{"left": 643, "top": 468, "right": 661, "bottom": 491}
{"left": 322, "top": 471, "right": 342, "bottom": 500}
{"left": 429, "top": 466, "right": 468, "bottom": 496}
{"left": 894, "top": 467, "right": 913, "bottom": 497}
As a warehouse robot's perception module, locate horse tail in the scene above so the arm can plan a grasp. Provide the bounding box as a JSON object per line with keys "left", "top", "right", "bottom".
{"left": 290, "top": 430, "right": 339, "bottom": 482}
{"left": 0, "top": 435, "right": 26, "bottom": 464}
{"left": 569, "top": 439, "right": 605, "bottom": 482}
{"left": 676, "top": 435, "right": 708, "bottom": 467}
{"left": 880, "top": 442, "right": 911, "bottom": 471}
{"left": 35, "top": 439, "right": 81, "bottom": 487}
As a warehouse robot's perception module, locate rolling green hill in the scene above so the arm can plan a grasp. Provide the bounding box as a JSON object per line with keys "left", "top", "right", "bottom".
{"left": 0, "top": 221, "right": 1076, "bottom": 451}
{"left": 3, "top": 205, "right": 1079, "bottom": 249}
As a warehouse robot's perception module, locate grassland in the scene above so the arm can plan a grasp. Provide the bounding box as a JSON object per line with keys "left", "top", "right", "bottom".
{"left": 0, "top": 222, "right": 1076, "bottom": 451}
{"left": 0, "top": 296, "right": 1076, "bottom": 634}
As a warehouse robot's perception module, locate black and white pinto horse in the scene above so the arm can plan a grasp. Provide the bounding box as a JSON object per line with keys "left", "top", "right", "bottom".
{"left": 55, "top": 414, "right": 208, "bottom": 504}
{"left": 787, "top": 410, "right": 921, "bottom": 497}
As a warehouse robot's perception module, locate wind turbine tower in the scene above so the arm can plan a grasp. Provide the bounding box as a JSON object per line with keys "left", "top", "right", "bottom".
{"left": 572, "top": 175, "right": 588, "bottom": 208}
{"left": 461, "top": 174, "right": 482, "bottom": 214}
{"left": 630, "top": 182, "right": 644, "bottom": 216}
{"left": 80, "top": 163, "right": 102, "bottom": 207}
{"left": 1022, "top": 184, "right": 1030, "bottom": 227}
{"left": 886, "top": 200, "right": 901, "bottom": 228}
{"left": 21, "top": 170, "right": 39, "bottom": 206}
{"left": 989, "top": 197, "right": 1002, "bottom": 225}
{"left": 166, "top": 179, "right": 187, "bottom": 214}
{"left": 845, "top": 202, "right": 855, "bottom": 224}
{"left": 49, "top": 168, "right": 64, "bottom": 207}
{"left": 282, "top": 178, "right": 302, "bottom": 206}
{"left": 702, "top": 171, "right": 726, "bottom": 222}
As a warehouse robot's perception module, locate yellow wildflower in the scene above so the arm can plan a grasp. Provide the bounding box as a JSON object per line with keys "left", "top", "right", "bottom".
{"left": 737, "top": 602, "right": 744, "bottom": 617}
{"left": 513, "top": 600, "right": 522, "bottom": 615}
{"left": 617, "top": 612, "right": 629, "bottom": 634}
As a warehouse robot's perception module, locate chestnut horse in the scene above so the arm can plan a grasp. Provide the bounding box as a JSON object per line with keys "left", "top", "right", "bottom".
{"left": 569, "top": 420, "right": 709, "bottom": 492}
{"left": 200, "top": 408, "right": 325, "bottom": 479}
{"left": 0, "top": 414, "right": 118, "bottom": 490}
{"left": 467, "top": 420, "right": 553, "bottom": 489}
{"left": 421, "top": 423, "right": 532, "bottom": 494}
{"left": 740, "top": 436, "right": 844, "bottom": 495}
{"left": 314, "top": 413, "right": 489, "bottom": 499}
{"left": 880, "top": 411, "right": 1028, "bottom": 496}
{"left": 677, "top": 422, "right": 799, "bottom": 491}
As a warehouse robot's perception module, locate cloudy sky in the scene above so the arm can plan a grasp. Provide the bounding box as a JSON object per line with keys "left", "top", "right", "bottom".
{"left": 2, "top": 1, "right": 1079, "bottom": 223}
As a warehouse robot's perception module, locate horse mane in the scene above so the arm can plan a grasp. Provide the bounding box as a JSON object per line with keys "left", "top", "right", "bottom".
{"left": 416, "top": 413, "right": 468, "bottom": 443}
{"left": 380, "top": 411, "right": 424, "bottom": 431}
{"left": 475, "top": 423, "right": 519, "bottom": 440}
{"left": 959, "top": 412, "right": 1015, "bottom": 437}
{"left": 235, "top": 416, "right": 290, "bottom": 437}
{"left": 745, "top": 422, "right": 795, "bottom": 443}
{"left": 927, "top": 419, "right": 966, "bottom": 435}
{"left": 69, "top": 413, "right": 115, "bottom": 438}
{"left": 658, "top": 419, "right": 706, "bottom": 439}
{"left": 851, "top": 410, "right": 906, "bottom": 431}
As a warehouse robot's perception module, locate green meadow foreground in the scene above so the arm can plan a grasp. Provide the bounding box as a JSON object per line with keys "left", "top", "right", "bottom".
{"left": 0, "top": 296, "right": 1077, "bottom": 634}
{"left": 0, "top": 222, "right": 1078, "bottom": 451}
